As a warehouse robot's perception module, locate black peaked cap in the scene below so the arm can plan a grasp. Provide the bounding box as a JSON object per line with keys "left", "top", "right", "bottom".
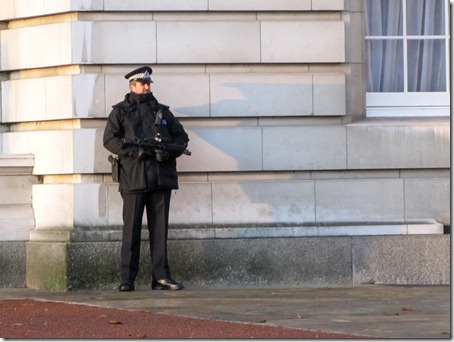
{"left": 124, "top": 66, "right": 153, "bottom": 83}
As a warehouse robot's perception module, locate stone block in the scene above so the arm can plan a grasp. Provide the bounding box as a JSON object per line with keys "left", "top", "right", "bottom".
{"left": 261, "top": 21, "right": 345, "bottom": 63}
{"left": 66, "top": 241, "right": 122, "bottom": 290}
{"left": 105, "top": 74, "right": 130, "bottom": 115}
{"left": 352, "top": 235, "right": 450, "bottom": 285}
{"left": 177, "top": 127, "right": 263, "bottom": 172}
{"left": 347, "top": 0, "right": 365, "bottom": 11}
{"left": 315, "top": 179, "right": 405, "bottom": 223}
{"left": 0, "top": 27, "right": 31, "bottom": 70}
{"left": 30, "top": 23, "right": 69, "bottom": 67}
{"left": 313, "top": 74, "right": 346, "bottom": 116}
{"left": 170, "top": 237, "right": 353, "bottom": 287}
{"left": 1, "top": 23, "right": 74, "bottom": 70}
{"left": 2, "top": 131, "right": 67, "bottom": 174}
{"left": 45, "top": 77, "right": 73, "bottom": 120}
{"left": 86, "top": 21, "right": 157, "bottom": 64}
{"left": 0, "top": 176, "right": 35, "bottom": 205}
{"left": 210, "top": 73, "right": 312, "bottom": 117}
{"left": 67, "top": 0, "right": 104, "bottom": 11}
{"left": 406, "top": 224, "right": 444, "bottom": 235}
{"left": 0, "top": 242, "right": 26, "bottom": 288}
{"left": 33, "top": 184, "right": 75, "bottom": 230}
{"left": 170, "top": 183, "right": 213, "bottom": 225}
{"left": 404, "top": 178, "right": 450, "bottom": 224}
{"left": 104, "top": 0, "right": 208, "bottom": 11}
{"left": 345, "top": 11, "right": 365, "bottom": 64}
{"left": 2, "top": 74, "right": 104, "bottom": 122}
{"left": 3, "top": 129, "right": 110, "bottom": 175}
{"left": 211, "top": 181, "right": 315, "bottom": 224}
{"left": 262, "top": 125, "right": 347, "bottom": 170}
{"left": 0, "top": 81, "right": 15, "bottom": 122}
{"left": 312, "top": 0, "right": 344, "bottom": 10}
{"left": 157, "top": 21, "right": 261, "bottom": 63}
{"left": 33, "top": 183, "right": 117, "bottom": 231}
{"left": 1, "top": 132, "right": 29, "bottom": 156}
{"left": 0, "top": 0, "right": 103, "bottom": 20}
{"left": 73, "top": 129, "right": 100, "bottom": 173}
{"left": 26, "top": 241, "right": 68, "bottom": 290}
{"left": 105, "top": 183, "right": 123, "bottom": 226}
{"left": 347, "top": 63, "right": 366, "bottom": 116}
{"left": 0, "top": 0, "right": 14, "bottom": 20}
{"left": 152, "top": 74, "right": 210, "bottom": 118}
{"left": 106, "top": 72, "right": 211, "bottom": 119}
{"left": 74, "top": 184, "right": 109, "bottom": 227}
{"left": 71, "top": 75, "right": 106, "bottom": 118}
{"left": 208, "top": 0, "right": 311, "bottom": 11}
{"left": 94, "top": 129, "right": 112, "bottom": 173}
{"left": 16, "top": 78, "right": 47, "bottom": 122}
{"left": 347, "top": 120, "right": 450, "bottom": 169}
{"left": 0, "top": 205, "right": 35, "bottom": 241}
{"left": 105, "top": 182, "right": 215, "bottom": 227}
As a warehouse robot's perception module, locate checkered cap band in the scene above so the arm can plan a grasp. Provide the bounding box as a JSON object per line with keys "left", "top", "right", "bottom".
{"left": 128, "top": 70, "right": 152, "bottom": 82}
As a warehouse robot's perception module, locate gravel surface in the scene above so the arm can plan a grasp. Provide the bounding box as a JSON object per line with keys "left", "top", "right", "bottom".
{"left": 0, "top": 299, "right": 364, "bottom": 339}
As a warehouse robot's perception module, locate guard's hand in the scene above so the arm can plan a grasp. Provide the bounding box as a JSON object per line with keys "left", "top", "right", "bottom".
{"left": 137, "top": 148, "right": 154, "bottom": 161}
{"left": 156, "top": 151, "right": 171, "bottom": 162}
{"left": 171, "top": 147, "right": 184, "bottom": 158}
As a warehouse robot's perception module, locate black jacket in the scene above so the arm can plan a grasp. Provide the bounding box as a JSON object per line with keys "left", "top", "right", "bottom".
{"left": 103, "top": 92, "right": 189, "bottom": 193}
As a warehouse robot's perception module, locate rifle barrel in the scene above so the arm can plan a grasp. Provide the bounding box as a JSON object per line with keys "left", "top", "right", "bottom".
{"left": 121, "top": 138, "right": 191, "bottom": 156}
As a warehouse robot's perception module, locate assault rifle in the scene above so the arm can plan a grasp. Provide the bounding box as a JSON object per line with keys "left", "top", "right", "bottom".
{"left": 120, "top": 134, "right": 191, "bottom": 156}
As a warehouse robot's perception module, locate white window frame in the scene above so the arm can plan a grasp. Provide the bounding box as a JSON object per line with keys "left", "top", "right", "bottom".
{"left": 366, "top": 0, "right": 450, "bottom": 117}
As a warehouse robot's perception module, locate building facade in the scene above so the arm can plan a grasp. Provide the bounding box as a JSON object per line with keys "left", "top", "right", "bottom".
{"left": 0, "top": 0, "right": 450, "bottom": 290}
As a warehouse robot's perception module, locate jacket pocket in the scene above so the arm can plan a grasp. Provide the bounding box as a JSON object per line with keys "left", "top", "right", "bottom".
{"left": 119, "top": 158, "right": 147, "bottom": 192}
{"left": 157, "top": 159, "right": 178, "bottom": 189}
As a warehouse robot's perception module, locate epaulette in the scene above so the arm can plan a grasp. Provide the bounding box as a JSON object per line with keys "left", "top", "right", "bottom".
{"left": 112, "top": 93, "right": 132, "bottom": 109}
{"left": 112, "top": 101, "right": 122, "bottom": 109}
{"left": 112, "top": 99, "right": 132, "bottom": 110}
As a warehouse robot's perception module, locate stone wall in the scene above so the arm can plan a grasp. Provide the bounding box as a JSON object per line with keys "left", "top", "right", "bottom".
{"left": 0, "top": 0, "right": 449, "bottom": 290}
{"left": 0, "top": 154, "right": 38, "bottom": 287}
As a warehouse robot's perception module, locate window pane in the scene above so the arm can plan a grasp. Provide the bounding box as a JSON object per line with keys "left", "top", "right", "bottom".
{"left": 407, "top": 39, "right": 446, "bottom": 91}
{"left": 367, "top": 40, "right": 404, "bottom": 92}
{"left": 406, "top": 0, "right": 445, "bottom": 36}
{"left": 366, "top": 0, "right": 403, "bottom": 36}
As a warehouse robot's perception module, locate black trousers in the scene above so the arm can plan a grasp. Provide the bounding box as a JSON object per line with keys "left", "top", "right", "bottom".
{"left": 120, "top": 189, "right": 172, "bottom": 283}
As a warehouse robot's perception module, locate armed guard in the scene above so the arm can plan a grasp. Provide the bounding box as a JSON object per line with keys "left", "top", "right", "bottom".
{"left": 103, "top": 66, "right": 189, "bottom": 291}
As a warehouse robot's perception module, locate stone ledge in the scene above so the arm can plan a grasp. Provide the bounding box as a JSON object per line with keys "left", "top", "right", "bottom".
{"left": 347, "top": 117, "right": 450, "bottom": 127}
{"left": 29, "top": 221, "right": 445, "bottom": 243}
{"left": 0, "top": 0, "right": 346, "bottom": 21}
{"left": 170, "top": 222, "right": 444, "bottom": 240}
{"left": 0, "top": 154, "right": 34, "bottom": 174}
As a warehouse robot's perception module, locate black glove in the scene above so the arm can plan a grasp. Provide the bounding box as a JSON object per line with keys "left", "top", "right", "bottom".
{"left": 124, "top": 146, "right": 139, "bottom": 158}
{"left": 137, "top": 148, "right": 154, "bottom": 161}
{"left": 156, "top": 150, "right": 171, "bottom": 162}
{"left": 171, "top": 148, "right": 184, "bottom": 158}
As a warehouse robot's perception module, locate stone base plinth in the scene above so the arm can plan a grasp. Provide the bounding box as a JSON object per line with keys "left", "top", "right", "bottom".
{"left": 19, "top": 233, "right": 450, "bottom": 291}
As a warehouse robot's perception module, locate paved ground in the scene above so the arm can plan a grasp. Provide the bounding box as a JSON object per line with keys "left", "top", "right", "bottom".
{"left": 0, "top": 284, "right": 450, "bottom": 339}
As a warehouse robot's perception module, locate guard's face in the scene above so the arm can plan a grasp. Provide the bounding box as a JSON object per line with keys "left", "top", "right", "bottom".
{"left": 130, "top": 81, "right": 151, "bottom": 94}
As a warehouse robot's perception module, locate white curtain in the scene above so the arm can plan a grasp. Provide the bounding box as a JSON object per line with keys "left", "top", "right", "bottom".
{"left": 366, "top": 0, "right": 446, "bottom": 93}
{"left": 406, "top": 0, "right": 446, "bottom": 91}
